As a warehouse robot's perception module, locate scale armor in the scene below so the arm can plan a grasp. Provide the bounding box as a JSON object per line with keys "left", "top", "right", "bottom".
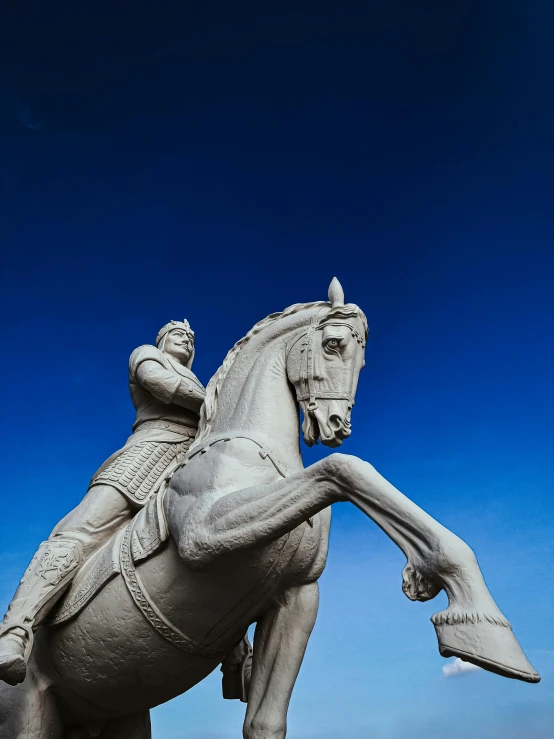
{"left": 92, "top": 438, "right": 193, "bottom": 506}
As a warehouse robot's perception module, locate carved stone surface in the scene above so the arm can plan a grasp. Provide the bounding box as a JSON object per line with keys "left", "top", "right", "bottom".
{"left": 0, "top": 280, "right": 540, "bottom": 739}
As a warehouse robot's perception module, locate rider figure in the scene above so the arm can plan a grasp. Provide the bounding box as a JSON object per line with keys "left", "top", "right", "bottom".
{"left": 0, "top": 320, "right": 251, "bottom": 697}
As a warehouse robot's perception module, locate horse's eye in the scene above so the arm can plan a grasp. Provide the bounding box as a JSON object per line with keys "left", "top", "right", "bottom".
{"left": 324, "top": 338, "right": 341, "bottom": 352}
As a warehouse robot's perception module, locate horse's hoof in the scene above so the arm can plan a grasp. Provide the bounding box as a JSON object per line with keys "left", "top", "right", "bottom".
{"left": 433, "top": 613, "right": 541, "bottom": 683}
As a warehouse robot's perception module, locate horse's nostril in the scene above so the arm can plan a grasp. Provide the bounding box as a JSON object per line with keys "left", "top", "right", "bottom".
{"left": 329, "top": 414, "right": 343, "bottom": 431}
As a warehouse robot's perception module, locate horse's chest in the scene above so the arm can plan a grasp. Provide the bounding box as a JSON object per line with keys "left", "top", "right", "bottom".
{"left": 277, "top": 509, "right": 330, "bottom": 584}
{"left": 205, "top": 513, "right": 327, "bottom": 617}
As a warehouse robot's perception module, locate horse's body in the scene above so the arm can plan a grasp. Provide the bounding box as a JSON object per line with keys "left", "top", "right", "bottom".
{"left": 45, "top": 489, "right": 329, "bottom": 721}
{"left": 0, "top": 283, "right": 539, "bottom": 739}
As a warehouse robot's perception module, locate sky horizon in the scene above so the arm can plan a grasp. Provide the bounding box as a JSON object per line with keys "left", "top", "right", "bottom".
{"left": 1, "top": 2, "right": 553, "bottom": 737}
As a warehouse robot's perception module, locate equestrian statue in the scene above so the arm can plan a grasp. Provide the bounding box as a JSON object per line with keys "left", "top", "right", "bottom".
{"left": 0, "top": 279, "right": 540, "bottom": 739}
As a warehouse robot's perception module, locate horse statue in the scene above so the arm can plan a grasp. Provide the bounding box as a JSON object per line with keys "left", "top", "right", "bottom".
{"left": 0, "top": 279, "right": 539, "bottom": 739}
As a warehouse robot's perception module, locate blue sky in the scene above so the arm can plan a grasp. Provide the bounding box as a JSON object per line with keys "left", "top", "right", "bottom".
{"left": 1, "top": 2, "right": 553, "bottom": 737}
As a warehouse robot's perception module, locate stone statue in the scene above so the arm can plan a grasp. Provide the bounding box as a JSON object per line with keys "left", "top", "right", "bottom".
{"left": 0, "top": 320, "right": 251, "bottom": 698}
{"left": 0, "top": 280, "right": 539, "bottom": 739}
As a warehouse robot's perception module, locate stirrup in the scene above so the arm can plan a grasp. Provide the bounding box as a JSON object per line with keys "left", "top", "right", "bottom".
{"left": 0, "top": 622, "right": 34, "bottom": 661}
{"left": 0, "top": 623, "right": 34, "bottom": 686}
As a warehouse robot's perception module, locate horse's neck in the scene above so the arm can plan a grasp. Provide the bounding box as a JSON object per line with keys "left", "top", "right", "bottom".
{"left": 211, "top": 330, "right": 303, "bottom": 470}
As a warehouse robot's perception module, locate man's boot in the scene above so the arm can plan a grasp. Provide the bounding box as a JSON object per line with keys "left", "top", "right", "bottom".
{"left": 221, "top": 635, "right": 253, "bottom": 702}
{"left": 0, "top": 538, "right": 82, "bottom": 685}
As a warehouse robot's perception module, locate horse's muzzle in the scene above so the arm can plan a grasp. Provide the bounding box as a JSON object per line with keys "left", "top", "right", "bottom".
{"left": 316, "top": 405, "right": 352, "bottom": 447}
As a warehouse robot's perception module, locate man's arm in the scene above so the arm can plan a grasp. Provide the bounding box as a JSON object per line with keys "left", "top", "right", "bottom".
{"left": 136, "top": 359, "right": 205, "bottom": 412}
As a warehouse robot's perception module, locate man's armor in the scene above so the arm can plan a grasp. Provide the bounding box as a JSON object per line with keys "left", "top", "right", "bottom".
{"left": 92, "top": 438, "right": 191, "bottom": 505}
{"left": 0, "top": 331, "right": 202, "bottom": 682}
{"left": 0, "top": 326, "right": 251, "bottom": 694}
{"left": 87, "top": 343, "right": 203, "bottom": 507}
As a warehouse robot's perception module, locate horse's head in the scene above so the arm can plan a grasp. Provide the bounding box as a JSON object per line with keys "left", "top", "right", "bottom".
{"left": 286, "top": 278, "right": 367, "bottom": 448}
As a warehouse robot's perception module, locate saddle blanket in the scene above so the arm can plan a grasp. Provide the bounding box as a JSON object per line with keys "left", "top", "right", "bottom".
{"left": 49, "top": 489, "right": 169, "bottom": 626}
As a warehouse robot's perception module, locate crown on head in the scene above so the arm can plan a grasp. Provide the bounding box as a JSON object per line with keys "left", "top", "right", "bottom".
{"left": 156, "top": 319, "right": 195, "bottom": 347}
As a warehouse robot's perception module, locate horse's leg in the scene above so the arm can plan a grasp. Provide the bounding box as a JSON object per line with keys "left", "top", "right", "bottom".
{"left": 326, "top": 455, "right": 540, "bottom": 683}
{"left": 95, "top": 712, "right": 151, "bottom": 739}
{"left": 64, "top": 713, "right": 150, "bottom": 739}
{"left": 243, "top": 583, "right": 318, "bottom": 739}
{"left": 174, "top": 453, "right": 539, "bottom": 682}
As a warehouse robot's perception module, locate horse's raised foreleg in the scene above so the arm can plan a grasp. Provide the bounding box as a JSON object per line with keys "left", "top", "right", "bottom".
{"left": 243, "top": 583, "right": 318, "bottom": 739}
{"left": 173, "top": 462, "right": 335, "bottom": 567}
{"left": 173, "top": 453, "right": 539, "bottom": 683}
{"left": 329, "top": 454, "right": 540, "bottom": 683}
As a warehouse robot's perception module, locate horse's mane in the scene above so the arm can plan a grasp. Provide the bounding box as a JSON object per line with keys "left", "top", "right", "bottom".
{"left": 196, "top": 299, "right": 368, "bottom": 443}
{"left": 196, "top": 301, "right": 325, "bottom": 442}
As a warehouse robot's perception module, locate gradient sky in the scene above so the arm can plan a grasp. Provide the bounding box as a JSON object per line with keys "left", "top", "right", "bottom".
{"left": 1, "top": 2, "right": 553, "bottom": 737}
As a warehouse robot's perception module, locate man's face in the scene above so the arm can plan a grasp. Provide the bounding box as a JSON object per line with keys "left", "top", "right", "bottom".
{"left": 163, "top": 329, "right": 193, "bottom": 364}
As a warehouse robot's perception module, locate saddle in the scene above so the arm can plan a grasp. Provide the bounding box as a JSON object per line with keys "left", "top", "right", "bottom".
{"left": 49, "top": 484, "right": 252, "bottom": 700}
{"left": 49, "top": 488, "right": 169, "bottom": 627}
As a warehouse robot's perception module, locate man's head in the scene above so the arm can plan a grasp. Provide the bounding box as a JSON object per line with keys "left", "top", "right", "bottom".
{"left": 156, "top": 320, "right": 195, "bottom": 367}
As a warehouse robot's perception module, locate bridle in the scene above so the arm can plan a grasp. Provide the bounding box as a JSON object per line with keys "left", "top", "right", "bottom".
{"left": 292, "top": 314, "right": 358, "bottom": 415}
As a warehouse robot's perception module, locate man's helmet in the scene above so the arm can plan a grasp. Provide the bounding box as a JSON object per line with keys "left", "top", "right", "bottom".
{"left": 155, "top": 319, "right": 195, "bottom": 348}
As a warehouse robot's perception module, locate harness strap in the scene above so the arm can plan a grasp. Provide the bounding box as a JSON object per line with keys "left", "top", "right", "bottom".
{"left": 296, "top": 316, "right": 356, "bottom": 413}
{"left": 304, "top": 316, "right": 318, "bottom": 411}
{"left": 118, "top": 435, "right": 301, "bottom": 655}
{"left": 119, "top": 517, "right": 223, "bottom": 657}
{"left": 183, "top": 434, "right": 289, "bottom": 478}
{"left": 296, "top": 391, "right": 355, "bottom": 402}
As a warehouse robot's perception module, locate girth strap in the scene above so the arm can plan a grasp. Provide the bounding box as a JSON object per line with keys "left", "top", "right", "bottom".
{"left": 119, "top": 511, "right": 222, "bottom": 657}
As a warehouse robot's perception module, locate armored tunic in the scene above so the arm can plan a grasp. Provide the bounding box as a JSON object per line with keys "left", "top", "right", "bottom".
{"left": 90, "top": 345, "right": 204, "bottom": 507}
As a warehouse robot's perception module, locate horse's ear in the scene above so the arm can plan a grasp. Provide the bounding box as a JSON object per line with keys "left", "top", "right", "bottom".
{"left": 328, "top": 277, "right": 345, "bottom": 308}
